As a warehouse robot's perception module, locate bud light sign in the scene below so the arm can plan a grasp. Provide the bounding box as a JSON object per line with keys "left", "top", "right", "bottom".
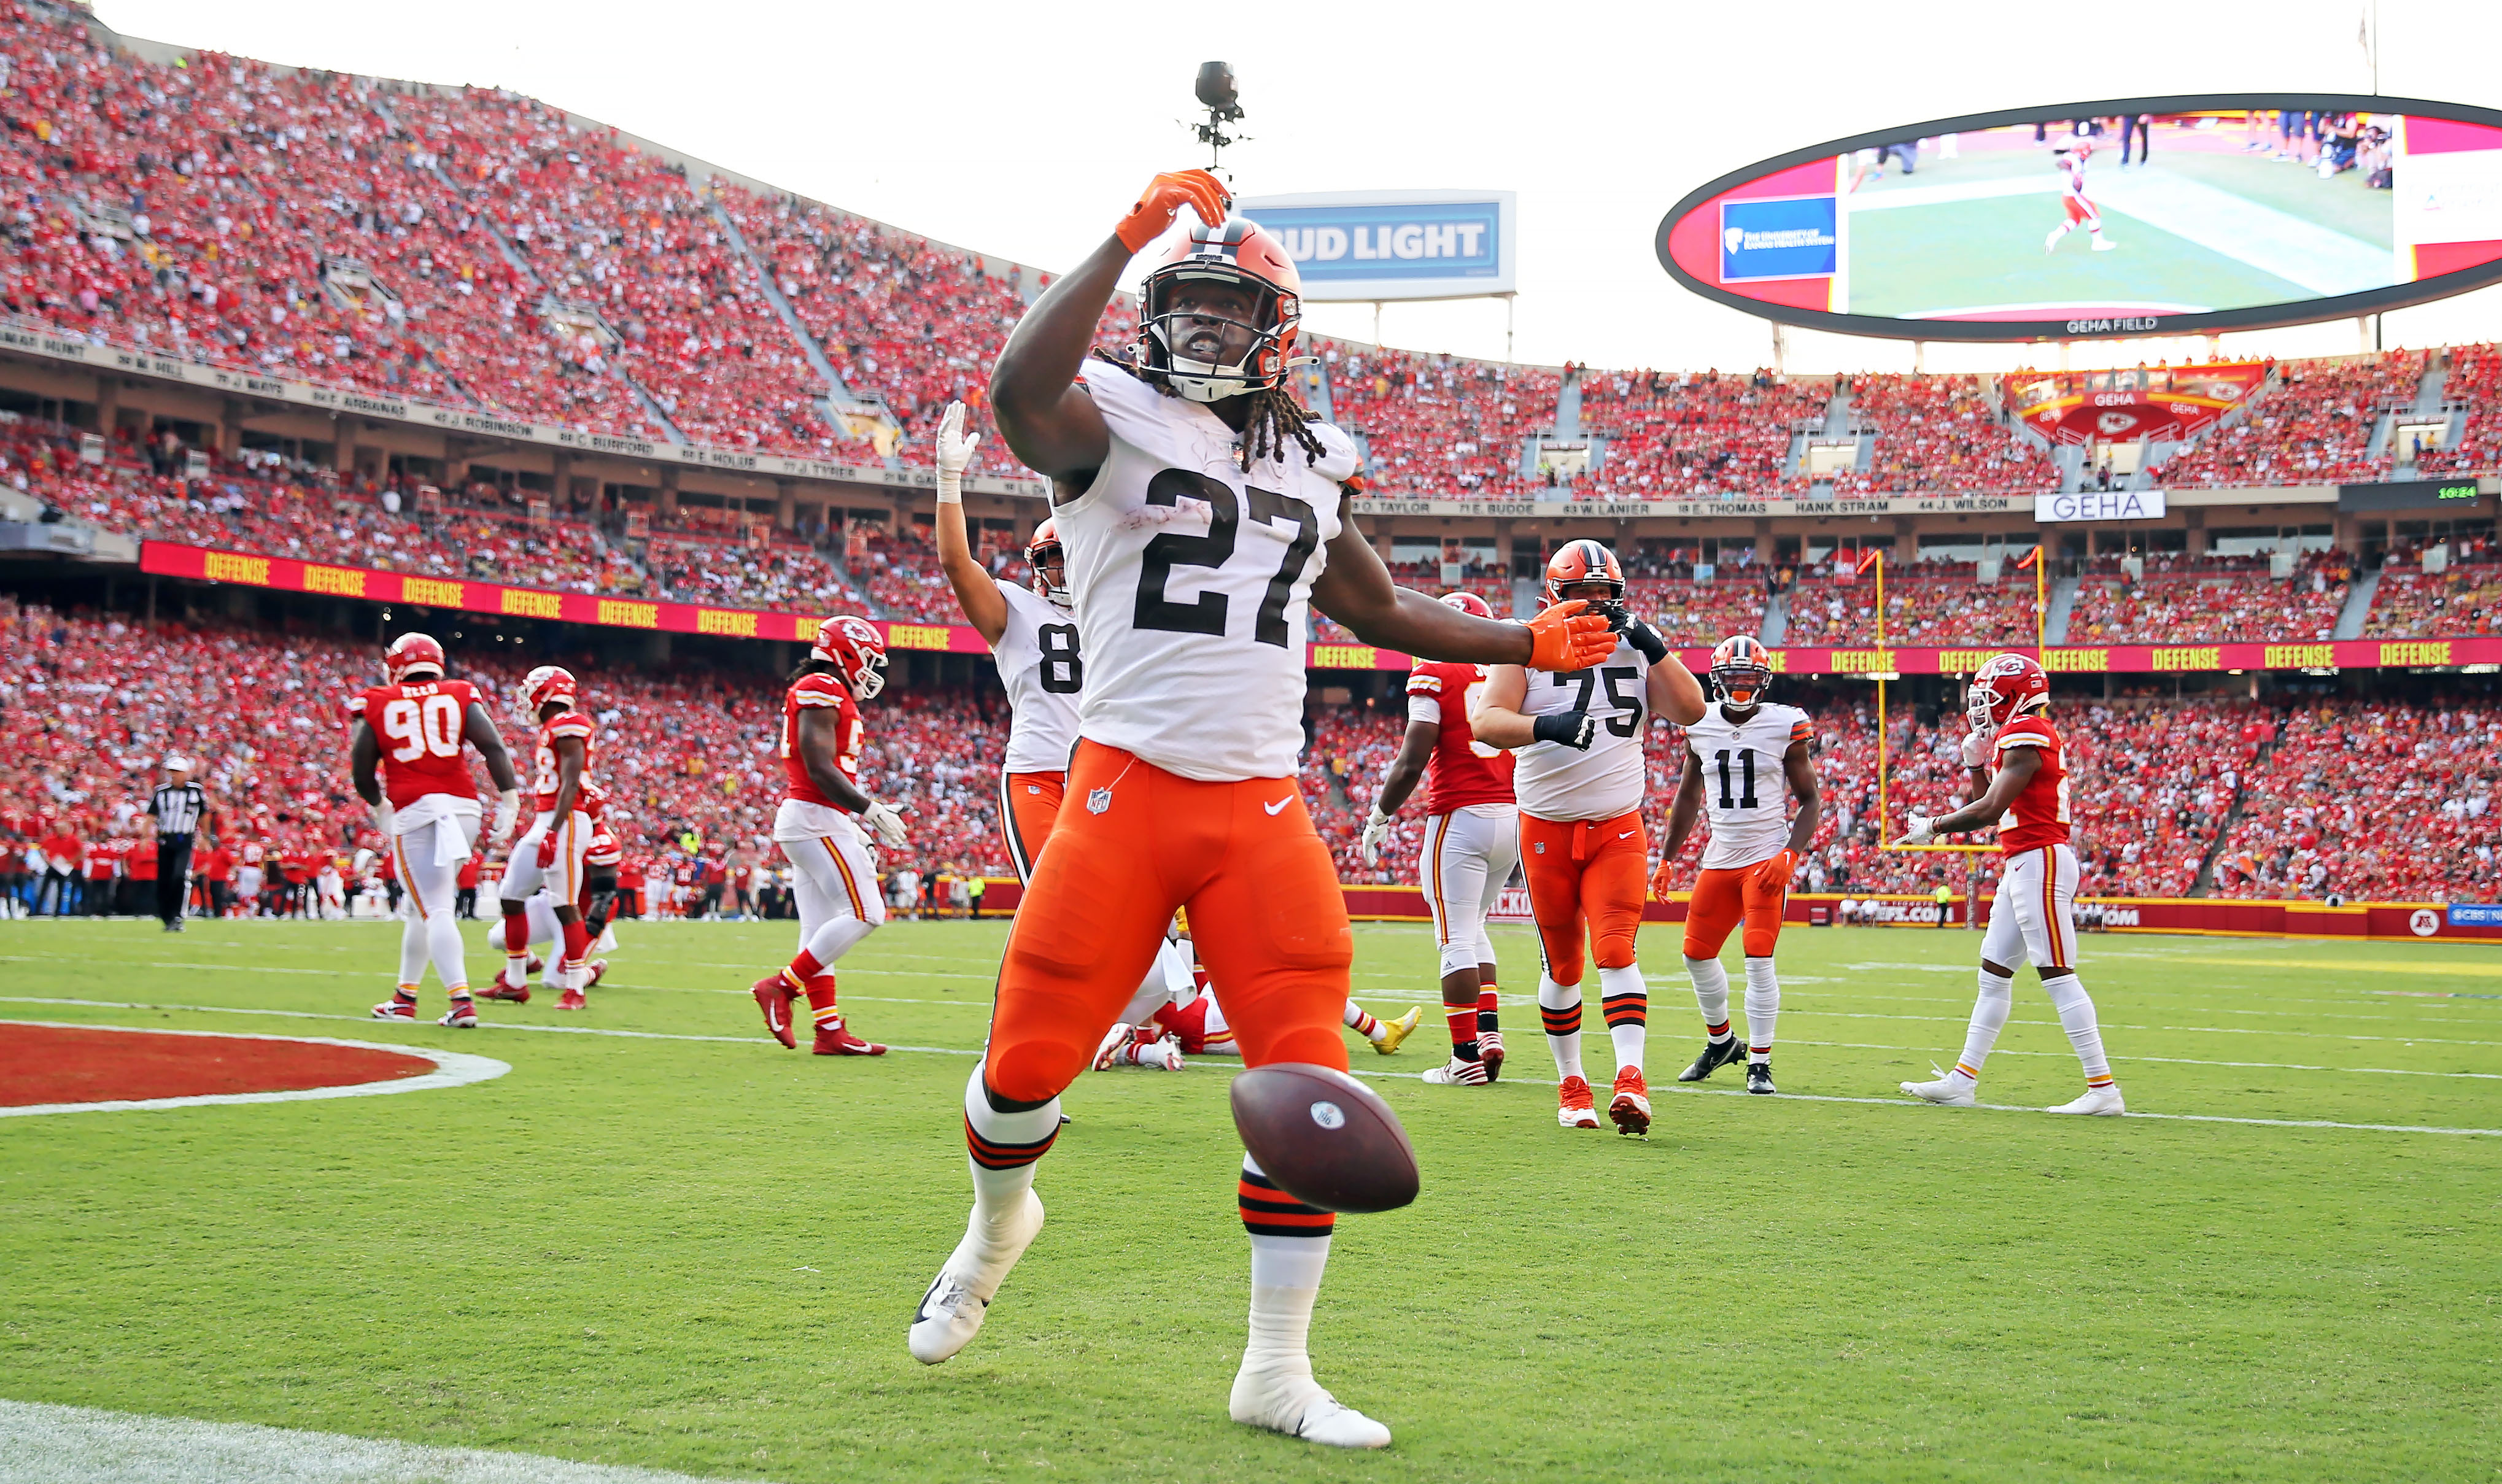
{"left": 1719, "top": 196, "right": 1837, "bottom": 283}
{"left": 1237, "top": 190, "right": 1517, "bottom": 302}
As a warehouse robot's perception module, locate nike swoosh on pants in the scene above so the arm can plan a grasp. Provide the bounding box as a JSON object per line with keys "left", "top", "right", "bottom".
{"left": 1265, "top": 797, "right": 1292, "bottom": 816}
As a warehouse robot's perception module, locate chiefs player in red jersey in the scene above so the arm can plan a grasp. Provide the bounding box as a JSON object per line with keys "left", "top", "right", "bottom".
{"left": 1361, "top": 590, "right": 1520, "bottom": 1086}
{"left": 481, "top": 779, "right": 624, "bottom": 999}
{"left": 493, "top": 665, "right": 602, "bottom": 1010}
{"left": 350, "top": 633, "right": 521, "bottom": 1027}
{"left": 750, "top": 616, "right": 911, "bottom": 1056}
{"left": 1899, "top": 652, "right": 2122, "bottom": 1115}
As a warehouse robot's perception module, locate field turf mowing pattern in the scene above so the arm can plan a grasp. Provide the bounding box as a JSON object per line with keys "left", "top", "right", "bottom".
{"left": 2, "top": 916, "right": 2498, "bottom": 1482}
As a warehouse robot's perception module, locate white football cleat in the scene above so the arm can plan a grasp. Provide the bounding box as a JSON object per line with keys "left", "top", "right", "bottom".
{"left": 1092, "top": 1023, "right": 1136, "bottom": 1072}
{"left": 1900, "top": 1065, "right": 1977, "bottom": 1107}
{"left": 594, "top": 924, "right": 620, "bottom": 953}
{"left": 1422, "top": 1056, "right": 1489, "bottom": 1086}
{"left": 1229, "top": 1373, "right": 1391, "bottom": 1450}
{"left": 2091, "top": 236, "right": 2118, "bottom": 252}
{"left": 2046, "top": 1084, "right": 2126, "bottom": 1116}
{"left": 908, "top": 1189, "right": 1044, "bottom": 1366}
{"left": 1137, "top": 1035, "right": 1185, "bottom": 1072}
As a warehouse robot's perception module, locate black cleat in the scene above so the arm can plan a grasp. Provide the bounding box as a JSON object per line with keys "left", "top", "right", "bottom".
{"left": 1746, "top": 1060, "right": 1776, "bottom": 1096}
{"left": 1676, "top": 1037, "right": 1746, "bottom": 1083}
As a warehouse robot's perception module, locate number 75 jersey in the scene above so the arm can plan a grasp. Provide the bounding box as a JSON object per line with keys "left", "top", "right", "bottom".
{"left": 1514, "top": 636, "right": 1652, "bottom": 822}
{"left": 1681, "top": 702, "right": 1813, "bottom": 870}
{"left": 1059, "top": 358, "right": 1359, "bottom": 783}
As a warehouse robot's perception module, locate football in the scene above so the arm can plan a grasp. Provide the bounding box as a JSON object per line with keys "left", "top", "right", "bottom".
{"left": 1228, "top": 1062, "right": 1420, "bottom": 1213}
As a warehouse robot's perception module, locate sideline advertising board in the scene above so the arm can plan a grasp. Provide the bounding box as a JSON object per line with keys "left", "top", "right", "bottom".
{"left": 1238, "top": 191, "right": 1517, "bottom": 301}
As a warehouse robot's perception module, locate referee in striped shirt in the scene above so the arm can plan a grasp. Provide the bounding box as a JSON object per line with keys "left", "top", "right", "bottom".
{"left": 148, "top": 757, "right": 207, "bottom": 932}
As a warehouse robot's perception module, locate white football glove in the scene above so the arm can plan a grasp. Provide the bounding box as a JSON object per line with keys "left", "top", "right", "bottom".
{"left": 1900, "top": 813, "right": 1938, "bottom": 846}
{"left": 934, "top": 400, "right": 980, "bottom": 505}
{"left": 369, "top": 799, "right": 395, "bottom": 837}
{"left": 491, "top": 787, "right": 522, "bottom": 845}
{"left": 1960, "top": 729, "right": 1992, "bottom": 770}
{"left": 859, "top": 797, "right": 910, "bottom": 850}
{"left": 1359, "top": 808, "right": 1392, "bottom": 867}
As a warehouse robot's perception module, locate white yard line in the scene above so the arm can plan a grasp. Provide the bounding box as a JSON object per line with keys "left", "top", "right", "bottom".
{"left": 0, "top": 1397, "right": 770, "bottom": 1484}
{"left": 0, "top": 1022, "right": 506, "bottom": 1118}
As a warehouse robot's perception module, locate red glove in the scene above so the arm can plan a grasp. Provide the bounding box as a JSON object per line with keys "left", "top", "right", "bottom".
{"left": 1525, "top": 599, "right": 1617, "bottom": 673}
{"left": 535, "top": 831, "right": 557, "bottom": 868}
{"left": 1752, "top": 848, "right": 1798, "bottom": 891}
{"left": 1115, "top": 169, "right": 1232, "bottom": 253}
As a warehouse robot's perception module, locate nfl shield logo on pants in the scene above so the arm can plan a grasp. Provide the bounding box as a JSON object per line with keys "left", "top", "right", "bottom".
{"left": 1086, "top": 787, "right": 1113, "bottom": 816}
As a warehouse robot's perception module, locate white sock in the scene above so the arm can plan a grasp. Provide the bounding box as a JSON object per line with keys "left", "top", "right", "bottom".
{"left": 1538, "top": 973, "right": 1584, "bottom": 1081}
{"left": 2042, "top": 972, "right": 2112, "bottom": 1082}
{"left": 1600, "top": 964, "right": 1645, "bottom": 1075}
{"left": 1742, "top": 956, "right": 1779, "bottom": 1062}
{"left": 959, "top": 1062, "right": 1058, "bottom": 1286}
{"left": 1685, "top": 955, "right": 1732, "bottom": 1038}
{"left": 1951, "top": 968, "right": 2015, "bottom": 1086}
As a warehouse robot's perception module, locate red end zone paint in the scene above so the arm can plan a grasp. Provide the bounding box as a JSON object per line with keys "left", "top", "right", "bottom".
{"left": 0, "top": 1025, "right": 435, "bottom": 1107}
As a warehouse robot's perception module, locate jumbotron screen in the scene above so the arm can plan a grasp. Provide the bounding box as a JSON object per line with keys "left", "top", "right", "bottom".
{"left": 1656, "top": 96, "right": 2502, "bottom": 340}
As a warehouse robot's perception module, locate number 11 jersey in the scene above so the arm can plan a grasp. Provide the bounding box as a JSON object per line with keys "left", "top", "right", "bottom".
{"left": 1059, "top": 358, "right": 1358, "bottom": 783}
{"left": 1682, "top": 701, "right": 1812, "bottom": 870}
{"left": 992, "top": 579, "right": 1083, "bottom": 775}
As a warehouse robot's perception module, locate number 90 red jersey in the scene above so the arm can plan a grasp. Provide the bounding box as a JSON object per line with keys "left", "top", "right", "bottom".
{"left": 351, "top": 679, "right": 482, "bottom": 807}
{"left": 780, "top": 671, "right": 864, "bottom": 807}
{"left": 1991, "top": 713, "right": 2071, "bottom": 852}
{"left": 1404, "top": 660, "right": 1514, "bottom": 816}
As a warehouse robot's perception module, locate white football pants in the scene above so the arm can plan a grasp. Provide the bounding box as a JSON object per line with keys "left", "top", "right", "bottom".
{"left": 1422, "top": 803, "right": 1519, "bottom": 976}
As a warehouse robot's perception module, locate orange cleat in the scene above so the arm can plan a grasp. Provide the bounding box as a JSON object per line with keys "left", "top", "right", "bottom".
{"left": 1556, "top": 1073, "right": 1600, "bottom": 1129}
{"left": 752, "top": 975, "right": 799, "bottom": 1048}
{"left": 1608, "top": 1068, "right": 1652, "bottom": 1136}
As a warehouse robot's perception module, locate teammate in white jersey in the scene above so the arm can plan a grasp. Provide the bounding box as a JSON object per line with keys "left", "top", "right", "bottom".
{"left": 1655, "top": 636, "right": 1819, "bottom": 1096}
{"left": 1474, "top": 541, "right": 1706, "bottom": 1135}
{"left": 905, "top": 168, "right": 1617, "bottom": 1448}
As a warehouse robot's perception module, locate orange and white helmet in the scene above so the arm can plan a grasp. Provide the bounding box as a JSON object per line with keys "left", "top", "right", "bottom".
{"left": 811, "top": 615, "right": 888, "bottom": 701}
{"left": 521, "top": 664, "right": 577, "bottom": 717}
{"left": 1966, "top": 652, "right": 2050, "bottom": 730}
{"left": 1026, "top": 519, "right": 1070, "bottom": 608}
{"left": 1708, "top": 635, "right": 1773, "bottom": 709}
{"left": 1543, "top": 539, "right": 1625, "bottom": 606}
{"left": 1137, "top": 217, "right": 1302, "bottom": 403}
{"left": 384, "top": 632, "right": 444, "bottom": 684}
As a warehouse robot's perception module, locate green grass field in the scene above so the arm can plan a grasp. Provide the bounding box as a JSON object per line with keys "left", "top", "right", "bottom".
{"left": 3, "top": 916, "right": 2498, "bottom": 1482}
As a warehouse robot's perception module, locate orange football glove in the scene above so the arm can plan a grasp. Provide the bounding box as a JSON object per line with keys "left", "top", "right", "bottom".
{"left": 1115, "top": 169, "right": 1233, "bottom": 253}
{"left": 1525, "top": 599, "right": 1616, "bottom": 673}
{"left": 1751, "top": 848, "right": 1797, "bottom": 891}
{"left": 1648, "top": 857, "right": 1677, "bottom": 902}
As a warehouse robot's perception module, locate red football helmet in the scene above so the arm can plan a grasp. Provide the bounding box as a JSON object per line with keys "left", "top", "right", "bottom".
{"left": 1137, "top": 217, "right": 1302, "bottom": 403}
{"left": 811, "top": 615, "right": 888, "bottom": 701}
{"left": 1543, "top": 539, "right": 1625, "bottom": 606}
{"left": 521, "top": 664, "right": 578, "bottom": 717}
{"left": 1709, "top": 635, "right": 1773, "bottom": 709}
{"left": 384, "top": 632, "right": 444, "bottom": 684}
{"left": 1437, "top": 590, "right": 1494, "bottom": 619}
{"left": 1966, "top": 652, "right": 2050, "bottom": 729}
{"left": 1027, "top": 519, "right": 1070, "bottom": 608}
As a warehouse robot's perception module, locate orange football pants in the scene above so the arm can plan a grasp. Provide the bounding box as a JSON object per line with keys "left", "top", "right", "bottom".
{"left": 985, "top": 741, "right": 1353, "bottom": 1105}
{"left": 1683, "top": 863, "right": 1788, "bottom": 959}
{"left": 997, "top": 768, "right": 1064, "bottom": 884}
{"left": 1518, "top": 808, "right": 1647, "bottom": 986}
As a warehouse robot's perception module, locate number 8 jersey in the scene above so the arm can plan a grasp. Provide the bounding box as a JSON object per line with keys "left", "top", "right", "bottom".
{"left": 1680, "top": 702, "right": 1813, "bottom": 870}
{"left": 1514, "top": 636, "right": 1651, "bottom": 822}
{"left": 991, "top": 580, "right": 1083, "bottom": 774}
{"left": 1061, "top": 358, "right": 1359, "bottom": 782}
{"left": 349, "top": 678, "right": 481, "bottom": 806}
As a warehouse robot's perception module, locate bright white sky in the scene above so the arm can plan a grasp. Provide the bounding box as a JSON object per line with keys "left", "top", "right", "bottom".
{"left": 94, "top": 0, "right": 2502, "bottom": 376}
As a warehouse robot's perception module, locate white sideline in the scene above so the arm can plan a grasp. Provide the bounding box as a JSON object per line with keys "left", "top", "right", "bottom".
{"left": 2, "top": 997, "right": 2495, "bottom": 1139}
{"left": 0, "top": 1397, "right": 770, "bottom": 1484}
{"left": 0, "top": 1022, "right": 508, "bottom": 1118}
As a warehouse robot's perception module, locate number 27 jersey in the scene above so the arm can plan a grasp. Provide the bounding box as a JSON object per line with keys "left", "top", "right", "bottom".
{"left": 1058, "top": 358, "right": 1358, "bottom": 783}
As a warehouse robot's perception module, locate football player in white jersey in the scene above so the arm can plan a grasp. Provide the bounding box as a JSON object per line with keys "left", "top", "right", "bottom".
{"left": 906, "top": 168, "right": 1617, "bottom": 1449}
{"left": 932, "top": 398, "right": 1199, "bottom": 1011}
{"left": 1655, "top": 636, "right": 1819, "bottom": 1096}
{"left": 1474, "top": 541, "right": 1706, "bottom": 1134}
